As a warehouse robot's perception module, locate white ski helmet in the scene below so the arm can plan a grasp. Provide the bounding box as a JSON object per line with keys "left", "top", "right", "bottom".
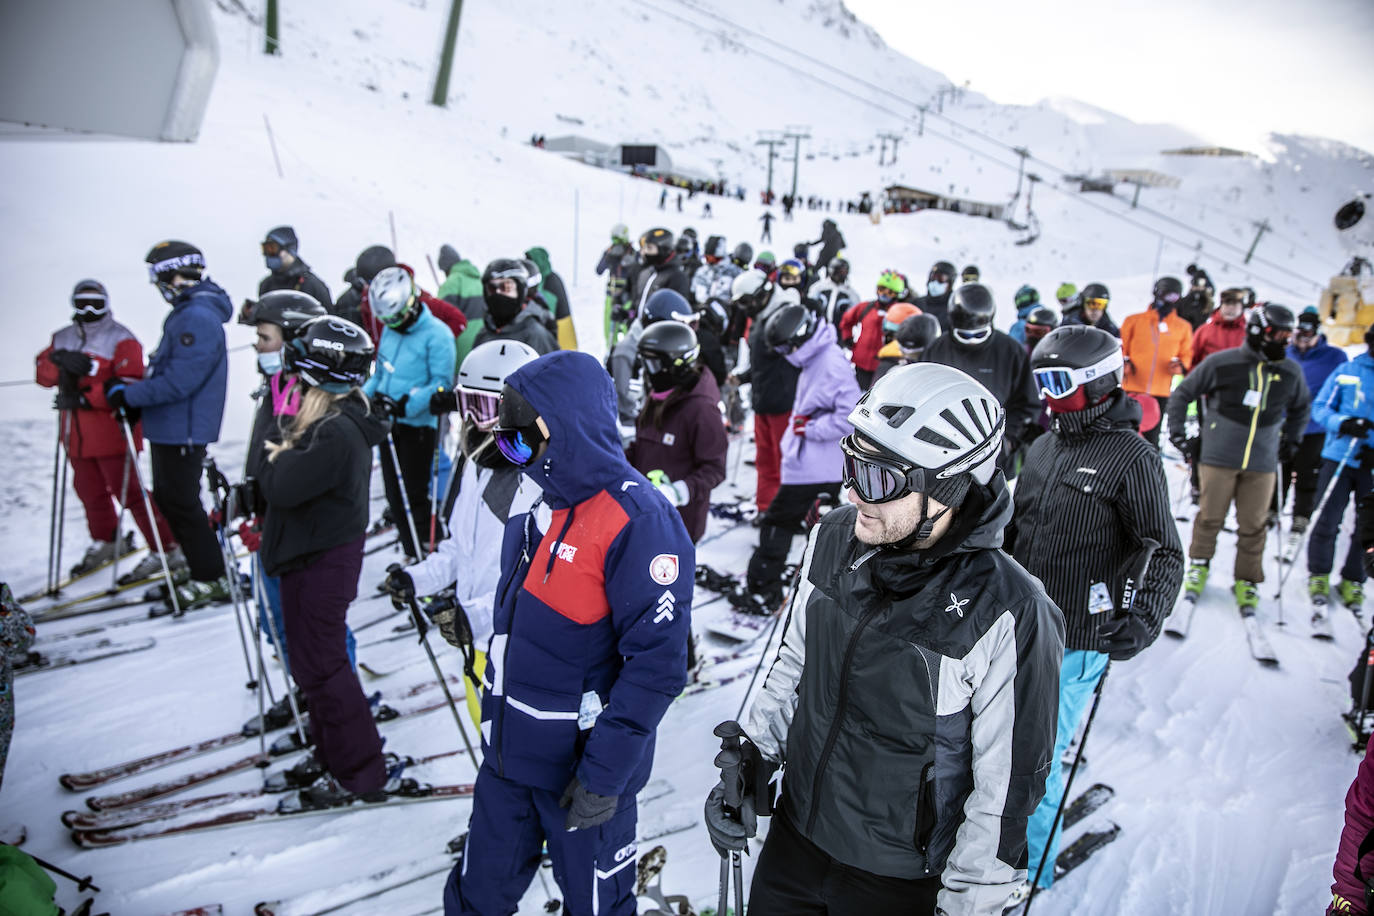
{"left": 369, "top": 266, "right": 419, "bottom": 329}
{"left": 847, "top": 362, "right": 1004, "bottom": 487}
{"left": 730, "top": 269, "right": 770, "bottom": 303}
{"left": 459, "top": 339, "right": 540, "bottom": 394}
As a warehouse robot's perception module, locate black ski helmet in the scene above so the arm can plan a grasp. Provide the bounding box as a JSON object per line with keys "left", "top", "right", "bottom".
{"left": 640, "top": 228, "right": 675, "bottom": 266}
{"left": 793, "top": 243, "right": 810, "bottom": 261}
{"left": 674, "top": 235, "right": 694, "bottom": 259}
{"left": 355, "top": 245, "right": 395, "bottom": 285}
{"left": 949, "top": 283, "right": 996, "bottom": 345}
{"left": 482, "top": 259, "right": 530, "bottom": 326}
{"left": 930, "top": 261, "right": 956, "bottom": 281}
{"left": 1152, "top": 276, "right": 1183, "bottom": 308}
{"left": 1031, "top": 325, "right": 1124, "bottom": 411}
{"left": 249, "top": 290, "right": 326, "bottom": 338}
{"left": 1024, "top": 305, "right": 1061, "bottom": 342}
{"left": 71, "top": 279, "right": 110, "bottom": 321}
{"left": 961, "top": 264, "right": 981, "bottom": 283}
{"left": 764, "top": 302, "right": 821, "bottom": 354}
{"left": 1245, "top": 303, "right": 1297, "bottom": 361}
{"left": 731, "top": 242, "right": 754, "bottom": 268}
{"left": 263, "top": 225, "right": 298, "bottom": 254}
{"left": 1080, "top": 282, "right": 1110, "bottom": 304}
{"left": 704, "top": 235, "right": 728, "bottom": 260}
{"left": 286, "top": 316, "right": 375, "bottom": 393}
{"left": 145, "top": 240, "right": 205, "bottom": 303}
{"left": 643, "top": 288, "right": 694, "bottom": 325}
{"left": 638, "top": 320, "right": 701, "bottom": 391}
{"left": 895, "top": 313, "right": 941, "bottom": 358}
{"left": 828, "top": 256, "right": 849, "bottom": 282}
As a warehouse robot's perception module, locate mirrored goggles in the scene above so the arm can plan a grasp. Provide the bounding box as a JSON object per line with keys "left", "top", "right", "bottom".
{"left": 261, "top": 240, "right": 282, "bottom": 256}
{"left": 457, "top": 387, "right": 500, "bottom": 428}
{"left": 840, "top": 434, "right": 926, "bottom": 504}
{"left": 493, "top": 427, "right": 543, "bottom": 466}
{"left": 1083, "top": 297, "right": 1109, "bottom": 310}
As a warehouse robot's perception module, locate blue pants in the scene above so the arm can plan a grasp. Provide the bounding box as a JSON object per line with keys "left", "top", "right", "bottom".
{"left": 1306, "top": 458, "right": 1372, "bottom": 583}
{"left": 1025, "top": 649, "right": 1109, "bottom": 889}
{"left": 254, "top": 555, "right": 355, "bottom": 673}
{"left": 444, "top": 765, "right": 639, "bottom": 916}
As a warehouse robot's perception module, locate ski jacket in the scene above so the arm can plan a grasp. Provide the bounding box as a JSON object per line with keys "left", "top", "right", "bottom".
{"left": 1330, "top": 732, "right": 1374, "bottom": 916}
{"left": 736, "top": 293, "right": 801, "bottom": 416}
{"left": 629, "top": 259, "right": 691, "bottom": 321}
{"left": 1120, "top": 307, "right": 1193, "bottom": 398}
{"left": 36, "top": 316, "right": 147, "bottom": 459}
{"left": 596, "top": 243, "right": 640, "bottom": 304}
{"left": 691, "top": 260, "right": 743, "bottom": 311}
{"left": 913, "top": 290, "right": 953, "bottom": 333}
{"left": 122, "top": 281, "right": 232, "bottom": 446}
{"left": 407, "top": 456, "right": 541, "bottom": 649}
{"left": 920, "top": 331, "right": 1042, "bottom": 446}
{"left": 357, "top": 264, "right": 467, "bottom": 347}
{"left": 627, "top": 369, "right": 729, "bottom": 541}
{"left": 361, "top": 305, "right": 456, "bottom": 430}
{"left": 525, "top": 247, "right": 578, "bottom": 351}
{"left": 258, "top": 258, "right": 333, "bottom": 311}
{"left": 256, "top": 395, "right": 388, "bottom": 577}
{"left": 1007, "top": 392, "right": 1184, "bottom": 652}
{"left": 809, "top": 277, "right": 860, "bottom": 327}
{"left": 1290, "top": 338, "right": 1349, "bottom": 436}
{"left": 1060, "top": 305, "right": 1120, "bottom": 338}
{"left": 1313, "top": 353, "right": 1374, "bottom": 464}
{"left": 838, "top": 299, "right": 889, "bottom": 373}
{"left": 1166, "top": 344, "right": 1309, "bottom": 473}
{"left": 1190, "top": 313, "right": 1246, "bottom": 365}
{"left": 473, "top": 307, "right": 558, "bottom": 355}
{"left": 780, "top": 324, "right": 861, "bottom": 485}
{"left": 1177, "top": 289, "right": 1213, "bottom": 330}
{"left": 243, "top": 372, "right": 306, "bottom": 516}
{"left": 1007, "top": 302, "right": 1039, "bottom": 345}
{"left": 437, "top": 259, "right": 486, "bottom": 369}
{"left": 483, "top": 352, "right": 694, "bottom": 797}
{"left": 743, "top": 483, "right": 1064, "bottom": 913}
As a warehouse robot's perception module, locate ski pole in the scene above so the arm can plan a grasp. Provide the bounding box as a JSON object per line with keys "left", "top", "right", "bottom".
{"left": 108, "top": 439, "right": 133, "bottom": 593}
{"left": 45, "top": 410, "right": 64, "bottom": 595}
{"left": 0, "top": 842, "right": 100, "bottom": 892}
{"left": 1272, "top": 480, "right": 1286, "bottom": 626}
{"left": 119, "top": 417, "right": 180, "bottom": 616}
{"left": 204, "top": 459, "right": 261, "bottom": 692}
{"left": 385, "top": 430, "right": 426, "bottom": 560}
{"left": 428, "top": 413, "right": 445, "bottom": 553}
{"left": 253, "top": 554, "right": 308, "bottom": 749}
{"left": 1356, "top": 624, "right": 1374, "bottom": 750}
{"left": 1277, "top": 438, "right": 1358, "bottom": 593}
{"left": 734, "top": 554, "right": 808, "bottom": 722}
{"left": 406, "top": 592, "right": 480, "bottom": 772}
{"left": 54, "top": 410, "right": 71, "bottom": 593}
{"left": 717, "top": 855, "right": 731, "bottom": 916}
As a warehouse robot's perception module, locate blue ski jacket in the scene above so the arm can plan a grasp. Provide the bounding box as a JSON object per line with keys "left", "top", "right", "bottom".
{"left": 123, "top": 280, "right": 232, "bottom": 446}
{"left": 361, "top": 305, "right": 456, "bottom": 429}
{"left": 1287, "top": 336, "right": 1348, "bottom": 437}
{"left": 1314, "top": 352, "right": 1374, "bottom": 464}
{"left": 482, "top": 351, "right": 694, "bottom": 797}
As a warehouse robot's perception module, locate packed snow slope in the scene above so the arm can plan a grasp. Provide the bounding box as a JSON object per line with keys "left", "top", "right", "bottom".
{"left": 0, "top": 0, "right": 1370, "bottom": 912}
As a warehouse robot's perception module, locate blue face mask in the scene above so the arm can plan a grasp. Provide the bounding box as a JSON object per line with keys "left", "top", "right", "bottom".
{"left": 877, "top": 292, "right": 894, "bottom": 305}
{"left": 265, "top": 255, "right": 283, "bottom": 271}
{"left": 928, "top": 280, "right": 949, "bottom": 297}
{"left": 257, "top": 349, "right": 283, "bottom": 375}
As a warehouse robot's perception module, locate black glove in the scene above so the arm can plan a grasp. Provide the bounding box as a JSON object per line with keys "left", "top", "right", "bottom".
{"left": 372, "top": 392, "right": 409, "bottom": 419}
{"left": 384, "top": 563, "right": 415, "bottom": 612}
{"left": 1022, "top": 422, "right": 1047, "bottom": 445}
{"left": 48, "top": 349, "right": 92, "bottom": 376}
{"left": 1097, "top": 613, "right": 1153, "bottom": 661}
{"left": 102, "top": 378, "right": 139, "bottom": 423}
{"left": 430, "top": 388, "right": 458, "bottom": 415}
{"left": 704, "top": 780, "right": 756, "bottom": 855}
{"left": 1279, "top": 439, "right": 1301, "bottom": 464}
{"left": 1340, "top": 417, "right": 1372, "bottom": 439}
{"left": 427, "top": 598, "right": 473, "bottom": 651}
{"left": 1172, "top": 437, "right": 1200, "bottom": 465}
{"left": 227, "top": 479, "right": 260, "bottom": 521}
{"left": 560, "top": 777, "right": 619, "bottom": 831}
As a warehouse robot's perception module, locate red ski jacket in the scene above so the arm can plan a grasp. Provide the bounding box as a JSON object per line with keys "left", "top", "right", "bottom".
{"left": 35, "top": 317, "right": 145, "bottom": 459}
{"left": 839, "top": 299, "right": 891, "bottom": 373}
{"left": 358, "top": 263, "right": 466, "bottom": 349}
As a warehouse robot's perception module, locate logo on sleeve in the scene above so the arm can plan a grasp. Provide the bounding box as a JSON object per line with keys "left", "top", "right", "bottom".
{"left": 649, "top": 553, "right": 679, "bottom": 585}
{"left": 654, "top": 589, "right": 676, "bottom": 624}
{"left": 944, "top": 592, "right": 969, "bottom": 618}
{"left": 179, "top": 332, "right": 196, "bottom": 347}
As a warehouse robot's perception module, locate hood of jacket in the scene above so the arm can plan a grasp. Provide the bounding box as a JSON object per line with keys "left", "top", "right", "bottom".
{"left": 174, "top": 280, "right": 234, "bottom": 323}
{"left": 786, "top": 321, "right": 838, "bottom": 369}
{"left": 525, "top": 246, "right": 553, "bottom": 278}
{"left": 505, "top": 351, "right": 631, "bottom": 508}
{"left": 1052, "top": 389, "right": 1140, "bottom": 442}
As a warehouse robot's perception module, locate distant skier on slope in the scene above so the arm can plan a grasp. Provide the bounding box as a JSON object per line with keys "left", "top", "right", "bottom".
{"left": 1008, "top": 325, "right": 1183, "bottom": 891}
{"left": 705, "top": 363, "right": 1064, "bottom": 916}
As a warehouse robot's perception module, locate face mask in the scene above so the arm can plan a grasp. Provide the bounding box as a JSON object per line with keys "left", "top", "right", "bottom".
{"left": 928, "top": 280, "right": 948, "bottom": 297}
{"left": 877, "top": 292, "right": 894, "bottom": 305}
{"left": 1154, "top": 301, "right": 1174, "bottom": 318}
{"left": 265, "top": 255, "right": 283, "bottom": 271}
{"left": 485, "top": 292, "right": 523, "bottom": 327}
{"left": 73, "top": 311, "right": 104, "bottom": 324}
{"left": 257, "top": 349, "right": 284, "bottom": 375}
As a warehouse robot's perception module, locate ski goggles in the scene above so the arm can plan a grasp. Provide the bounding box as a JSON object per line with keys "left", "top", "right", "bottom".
{"left": 1082, "top": 297, "right": 1109, "bottom": 311}
{"left": 641, "top": 349, "right": 698, "bottom": 377}
{"left": 261, "top": 240, "right": 283, "bottom": 256}
{"left": 840, "top": 434, "right": 930, "bottom": 504}
{"left": 456, "top": 386, "right": 501, "bottom": 429}
{"left": 1033, "top": 350, "right": 1124, "bottom": 399}
{"left": 1158, "top": 291, "right": 1181, "bottom": 305}
{"left": 72, "top": 296, "right": 108, "bottom": 316}
{"left": 493, "top": 386, "right": 546, "bottom": 466}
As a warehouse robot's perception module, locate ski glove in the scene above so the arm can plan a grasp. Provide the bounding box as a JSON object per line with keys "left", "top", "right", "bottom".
{"left": 427, "top": 597, "right": 473, "bottom": 652}
{"left": 647, "top": 470, "right": 690, "bottom": 507}
{"left": 1340, "top": 417, "right": 1372, "bottom": 439}
{"left": 384, "top": 563, "right": 415, "bottom": 612}
{"left": 1172, "top": 437, "right": 1200, "bottom": 465}
{"left": 1278, "top": 438, "right": 1301, "bottom": 465}
{"left": 792, "top": 414, "right": 810, "bottom": 437}
{"left": 1096, "top": 613, "right": 1152, "bottom": 661}
{"left": 371, "top": 392, "right": 409, "bottom": 419}
{"left": 560, "top": 777, "right": 618, "bottom": 831}
{"left": 102, "top": 379, "right": 139, "bottom": 423}
{"left": 704, "top": 780, "right": 756, "bottom": 856}
{"left": 237, "top": 518, "right": 262, "bottom": 553}
{"left": 48, "top": 349, "right": 92, "bottom": 376}
{"left": 429, "top": 387, "right": 458, "bottom": 416}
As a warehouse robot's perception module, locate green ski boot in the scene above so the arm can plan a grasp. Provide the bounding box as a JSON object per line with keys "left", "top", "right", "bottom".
{"left": 1308, "top": 574, "right": 1331, "bottom": 607}
{"left": 1233, "top": 580, "right": 1259, "bottom": 613}
{"left": 1337, "top": 579, "right": 1365, "bottom": 613}
{"left": 1182, "top": 561, "right": 1209, "bottom": 600}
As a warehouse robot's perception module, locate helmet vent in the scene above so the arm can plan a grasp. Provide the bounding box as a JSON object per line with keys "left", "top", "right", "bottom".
{"left": 915, "top": 427, "right": 958, "bottom": 449}
{"left": 877, "top": 404, "right": 913, "bottom": 428}
{"left": 939, "top": 408, "right": 974, "bottom": 443}
{"left": 961, "top": 398, "right": 988, "bottom": 437}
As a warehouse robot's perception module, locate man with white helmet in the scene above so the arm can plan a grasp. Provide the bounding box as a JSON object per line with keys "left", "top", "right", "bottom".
{"left": 704, "top": 363, "right": 1065, "bottom": 916}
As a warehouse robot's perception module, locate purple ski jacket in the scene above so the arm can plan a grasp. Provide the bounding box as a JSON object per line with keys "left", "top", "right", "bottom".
{"left": 780, "top": 322, "right": 861, "bottom": 485}
{"left": 1331, "top": 732, "right": 1374, "bottom": 914}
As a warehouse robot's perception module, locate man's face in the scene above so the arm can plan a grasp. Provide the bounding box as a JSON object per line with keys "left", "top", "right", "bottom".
{"left": 255, "top": 322, "right": 284, "bottom": 354}
{"left": 1083, "top": 305, "right": 1104, "bottom": 324}
{"left": 1293, "top": 329, "right": 1318, "bottom": 352}
{"left": 847, "top": 486, "right": 954, "bottom": 547}
{"left": 1218, "top": 301, "right": 1244, "bottom": 322}
{"left": 491, "top": 277, "right": 519, "bottom": 299}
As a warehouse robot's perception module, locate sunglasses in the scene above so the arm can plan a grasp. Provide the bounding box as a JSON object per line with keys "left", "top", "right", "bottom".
{"left": 840, "top": 434, "right": 929, "bottom": 504}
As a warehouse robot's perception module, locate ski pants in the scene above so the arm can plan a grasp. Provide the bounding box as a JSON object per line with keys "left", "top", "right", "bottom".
{"left": 1307, "top": 459, "right": 1373, "bottom": 583}
{"left": 149, "top": 444, "right": 223, "bottom": 582}
{"left": 378, "top": 424, "right": 436, "bottom": 560}
{"left": 1025, "top": 648, "right": 1109, "bottom": 889}
{"left": 68, "top": 451, "right": 175, "bottom": 550}
{"left": 1279, "top": 431, "right": 1326, "bottom": 522}
{"left": 252, "top": 555, "right": 355, "bottom": 675}
{"left": 747, "top": 482, "right": 840, "bottom": 594}
{"left": 443, "top": 765, "right": 639, "bottom": 916}
{"left": 1190, "top": 464, "right": 1275, "bottom": 583}
{"left": 753, "top": 412, "right": 789, "bottom": 514}
{"left": 748, "top": 805, "right": 943, "bottom": 915}
{"left": 280, "top": 535, "right": 385, "bottom": 794}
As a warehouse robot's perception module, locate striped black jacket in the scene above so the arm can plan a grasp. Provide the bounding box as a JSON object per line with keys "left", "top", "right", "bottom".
{"left": 1007, "top": 392, "right": 1184, "bottom": 652}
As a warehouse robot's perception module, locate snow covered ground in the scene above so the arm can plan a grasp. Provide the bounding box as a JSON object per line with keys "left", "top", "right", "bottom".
{"left": 2, "top": 0, "right": 1371, "bottom": 912}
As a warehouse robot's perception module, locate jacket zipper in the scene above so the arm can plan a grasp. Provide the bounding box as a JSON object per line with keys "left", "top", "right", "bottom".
{"left": 1240, "top": 362, "right": 1268, "bottom": 469}
{"left": 806, "top": 602, "right": 884, "bottom": 835}
{"left": 1145, "top": 317, "right": 1160, "bottom": 395}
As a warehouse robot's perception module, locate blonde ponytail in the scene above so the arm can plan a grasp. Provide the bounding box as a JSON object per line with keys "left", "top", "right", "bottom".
{"left": 266, "top": 387, "right": 366, "bottom": 461}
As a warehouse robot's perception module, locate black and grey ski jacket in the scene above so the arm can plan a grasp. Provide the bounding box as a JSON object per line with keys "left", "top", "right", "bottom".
{"left": 744, "top": 479, "right": 1064, "bottom": 916}
{"left": 1007, "top": 392, "right": 1184, "bottom": 652}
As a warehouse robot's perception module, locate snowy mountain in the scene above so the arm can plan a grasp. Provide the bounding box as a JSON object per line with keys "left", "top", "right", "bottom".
{"left": 1, "top": 0, "right": 1370, "bottom": 912}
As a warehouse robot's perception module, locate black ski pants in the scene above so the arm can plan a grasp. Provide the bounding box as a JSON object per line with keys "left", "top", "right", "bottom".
{"left": 379, "top": 423, "right": 437, "bottom": 559}
{"left": 746, "top": 482, "right": 839, "bottom": 593}
{"left": 1278, "top": 431, "right": 1327, "bottom": 522}
{"left": 748, "top": 807, "right": 943, "bottom": 916}
{"left": 149, "top": 443, "right": 223, "bottom": 582}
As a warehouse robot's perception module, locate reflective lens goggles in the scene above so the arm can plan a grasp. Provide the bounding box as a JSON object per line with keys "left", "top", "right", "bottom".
{"left": 1033, "top": 349, "right": 1124, "bottom": 399}
{"left": 840, "top": 434, "right": 927, "bottom": 504}
{"left": 1159, "top": 291, "right": 1181, "bottom": 304}
{"left": 493, "top": 386, "right": 545, "bottom": 466}
{"left": 457, "top": 387, "right": 500, "bottom": 429}
{"left": 261, "top": 240, "right": 282, "bottom": 256}
{"left": 1083, "top": 297, "right": 1109, "bottom": 310}
{"left": 72, "top": 297, "right": 106, "bottom": 315}
{"left": 641, "top": 350, "right": 697, "bottom": 377}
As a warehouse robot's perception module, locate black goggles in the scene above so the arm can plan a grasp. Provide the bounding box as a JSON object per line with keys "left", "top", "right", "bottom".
{"left": 261, "top": 240, "right": 282, "bottom": 256}
{"left": 840, "top": 434, "right": 929, "bottom": 504}
{"left": 493, "top": 385, "right": 545, "bottom": 467}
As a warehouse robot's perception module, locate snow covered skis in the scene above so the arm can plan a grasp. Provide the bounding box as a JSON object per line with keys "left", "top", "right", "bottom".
{"left": 14, "top": 637, "right": 156, "bottom": 676}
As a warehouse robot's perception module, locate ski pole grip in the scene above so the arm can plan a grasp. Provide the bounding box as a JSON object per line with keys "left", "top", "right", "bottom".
{"left": 1118, "top": 537, "right": 1161, "bottom": 617}
{"left": 715, "top": 746, "right": 743, "bottom": 813}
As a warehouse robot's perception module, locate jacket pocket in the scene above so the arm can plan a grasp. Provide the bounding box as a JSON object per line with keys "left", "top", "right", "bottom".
{"left": 913, "top": 761, "right": 937, "bottom": 856}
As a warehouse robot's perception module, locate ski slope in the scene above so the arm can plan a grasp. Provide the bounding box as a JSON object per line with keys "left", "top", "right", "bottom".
{"left": 1, "top": 0, "right": 1370, "bottom": 912}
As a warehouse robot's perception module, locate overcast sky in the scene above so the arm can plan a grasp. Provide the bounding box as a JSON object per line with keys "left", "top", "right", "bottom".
{"left": 845, "top": 0, "right": 1374, "bottom": 154}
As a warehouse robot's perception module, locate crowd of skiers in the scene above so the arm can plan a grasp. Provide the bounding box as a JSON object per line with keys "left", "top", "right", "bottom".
{"left": 19, "top": 216, "right": 1374, "bottom": 915}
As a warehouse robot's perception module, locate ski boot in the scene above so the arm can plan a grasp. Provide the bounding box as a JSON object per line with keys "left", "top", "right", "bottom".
{"left": 158, "top": 574, "right": 235, "bottom": 614}
{"left": 121, "top": 546, "right": 187, "bottom": 586}
{"left": 283, "top": 757, "right": 418, "bottom": 811}
{"left": 264, "top": 751, "right": 327, "bottom": 793}
{"left": 1233, "top": 580, "right": 1259, "bottom": 613}
{"left": 1337, "top": 579, "right": 1366, "bottom": 615}
{"left": 70, "top": 533, "right": 137, "bottom": 577}
{"left": 1308, "top": 574, "right": 1331, "bottom": 607}
{"left": 729, "top": 583, "right": 783, "bottom": 617}
{"left": 1182, "top": 561, "right": 1209, "bottom": 601}
{"left": 1281, "top": 517, "right": 1307, "bottom": 564}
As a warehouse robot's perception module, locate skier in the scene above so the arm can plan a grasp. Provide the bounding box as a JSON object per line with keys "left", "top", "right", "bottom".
{"left": 473, "top": 259, "right": 558, "bottom": 355}
{"left": 347, "top": 249, "right": 467, "bottom": 346}
{"left": 1021, "top": 305, "right": 1060, "bottom": 350}
{"left": 443, "top": 351, "right": 694, "bottom": 916}
{"left": 104, "top": 241, "right": 232, "bottom": 609}
{"left": 1306, "top": 324, "right": 1374, "bottom": 623}
{"left": 1055, "top": 283, "right": 1078, "bottom": 310}
{"left": 759, "top": 210, "right": 774, "bottom": 242}
{"left": 706, "top": 363, "right": 1064, "bottom": 916}
{"left": 1328, "top": 732, "right": 1374, "bottom": 916}
{"left": 690, "top": 236, "right": 742, "bottom": 339}
{"left": 872, "top": 302, "right": 921, "bottom": 383}
{"left": 1, "top": 583, "right": 36, "bottom": 788}
{"left": 675, "top": 231, "right": 702, "bottom": 285}
{"left": 810, "top": 255, "right": 858, "bottom": 328}
{"left": 727, "top": 271, "right": 800, "bottom": 514}
{"left": 597, "top": 223, "right": 642, "bottom": 348}
{"left": 331, "top": 244, "right": 395, "bottom": 330}
{"left": 1007, "top": 285, "right": 1042, "bottom": 344}
{"left": 754, "top": 250, "right": 777, "bottom": 277}
{"left": 387, "top": 340, "right": 543, "bottom": 726}
{"left": 362, "top": 267, "right": 457, "bottom": 561}
{"left": 1281, "top": 307, "right": 1348, "bottom": 558}
{"left": 1166, "top": 305, "right": 1308, "bottom": 622}
{"left": 35, "top": 279, "right": 179, "bottom": 580}
{"left": 1178, "top": 265, "right": 1214, "bottom": 330}
{"left": 839, "top": 270, "right": 907, "bottom": 390}
{"left": 912, "top": 260, "right": 957, "bottom": 332}
{"left": 609, "top": 229, "right": 692, "bottom": 423}
{"left": 1060, "top": 282, "right": 1119, "bottom": 337}
{"left": 775, "top": 258, "right": 809, "bottom": 301}
{"left": 894, "top": 312, "right": 942, "bottom": 362}
{"left": 919, "top": 284, "right": 1041, "bottom": 475}
{"left": 435, "top": 244, "right": 486, "bottom": 368}
{"left": 253, "top": 225, "right": 332, "bottom": 312}
{"left": 257, "top": 316, "right": 413, "bottom": 809}
{"left": 525, "top": 247, "right": 578, "bottom": 351}
{"left": 1010, "top": 325, "right": 1184, "bottom": 890}
{"left": 809, "top": 218, "right": 845, "bottom": 273}
{"left": 1190, "top": 287, "right": 1248, "bottom": 364}
{"left": 1121, "top": 277, "right": 1193, "bottom": 447}
{"left": 628, "top": 321, "right": 728, "bottom": 542}
{"left": 961, "top": 264, "right": 980, "bottom": 284}
{"left": 738, "top": 302, "right": 859, "bottom": 612}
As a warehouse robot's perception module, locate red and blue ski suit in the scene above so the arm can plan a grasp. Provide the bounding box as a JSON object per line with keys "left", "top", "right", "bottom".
{"left": 445, "top": 351, "right": 694, "bottom": 916}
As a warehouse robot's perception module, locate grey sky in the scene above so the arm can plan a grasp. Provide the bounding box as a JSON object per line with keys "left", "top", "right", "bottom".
{"left": 845, "top": 0, "right": 1374, "bottom": 154}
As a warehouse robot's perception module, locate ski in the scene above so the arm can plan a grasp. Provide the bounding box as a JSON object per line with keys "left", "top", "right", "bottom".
{"left": 17, "top": 541, "right": 147, "bottom": 602}
{"left": 1062, "top": 783, "right": 1114, "bottom": 830}
{"left": 71, "top": 783, "right": 477, "bottom": 847}
{"left": 32, "top": 610, "right": 155, "bottom": 647}
{"left": 253, "top": 855, "right": 454, "bottom": 916}
{"left": 1311, "top": 606, "right": 1335, "bottom": 640}
{"left": 364, "top": 535, "right": 400, "bottom": 557}
{"left": 1053, "top": 822, "right": 1120, "bottom": 880}
{"left": 1240, "top": 611, "right": 1279, "bottom": 667}
{"left": 33, "top": 591, "right": 162, "bottom": 623}
{"left": 158, "top": 907, "right": 222, "bottom": 916}
{"left": 14, "top": 637, "right": 156, "bottom": 676}
{"left": 1163, "top": 595, "right": 1197, "bottom": 639}
{"left": 0, "top": 823, "right": 27, "bottom": 845}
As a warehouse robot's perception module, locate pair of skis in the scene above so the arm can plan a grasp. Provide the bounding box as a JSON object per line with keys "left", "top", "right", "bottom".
{"left": 1163, "top": 593, "right": 1279, "bottom": 667}
{"left": 13, "top": 636, "right": 156, "bottom": 676}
